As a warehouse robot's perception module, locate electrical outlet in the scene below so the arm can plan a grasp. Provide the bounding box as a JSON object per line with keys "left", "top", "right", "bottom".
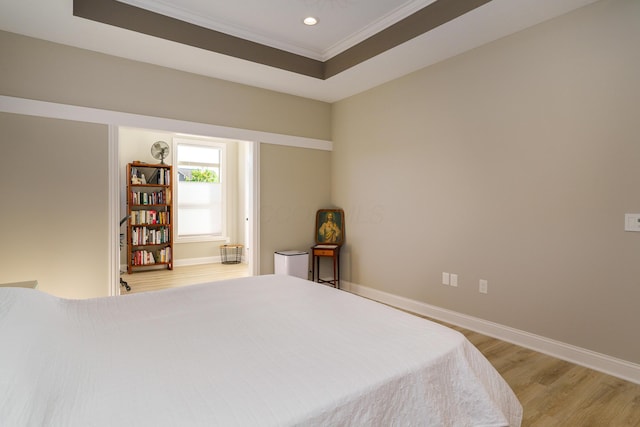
{"left": 450, "top": 274, "right": 458, "bottom": 287}
{"left": 442, "top": 272, "right": 450, "bottom": 286}
{"left": 479, "top": 279, "right": 488, "bottom": 294}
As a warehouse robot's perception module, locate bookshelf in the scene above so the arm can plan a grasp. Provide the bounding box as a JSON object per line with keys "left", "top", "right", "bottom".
{"left": 126, "top": 162, "right": 173, "bottom": 273}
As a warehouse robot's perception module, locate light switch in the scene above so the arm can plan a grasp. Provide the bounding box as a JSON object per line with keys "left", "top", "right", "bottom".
{"left": 624, "top": 214, "right": 640, "bottom": 232}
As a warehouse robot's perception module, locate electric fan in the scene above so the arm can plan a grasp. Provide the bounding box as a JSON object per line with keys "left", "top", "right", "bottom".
{"left": 150, "top": 140, "right": 170, "bottom": 164}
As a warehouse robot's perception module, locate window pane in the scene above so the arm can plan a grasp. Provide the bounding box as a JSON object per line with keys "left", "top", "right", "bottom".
{"left": 179, "top": 208, "right": 220, "bottom": 235}
{"left": 176, "top": 140, "right": 224, "bottom": 240}
{"left": 177, "top": 181, "right": 221, "bottom": 236}
{"left": 178, "top": 144, "right": 219, "bottom": 164}
{"left": 178, "top": 166, "right": 219, "bottom": 183}
{"left": 179, "top": 181, "right": 216, "bottom": 204}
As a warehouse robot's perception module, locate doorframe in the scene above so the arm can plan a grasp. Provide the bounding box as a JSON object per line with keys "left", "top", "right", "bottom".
{"left": 108, "top": 126, "right": 120, "bottom": 296}
{"left": 112, "top": 130, "right": 260, "bottom": 296}
{"left": 247, "top": 141, "right": 260, "bottom": 276}
{"left": 0, "top": 95, "right": 332, "bottom": 296}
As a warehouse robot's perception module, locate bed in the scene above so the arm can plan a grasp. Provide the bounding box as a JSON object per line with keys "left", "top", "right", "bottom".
{"left": 0, "top": 274, "right": 522, "bottom": 426}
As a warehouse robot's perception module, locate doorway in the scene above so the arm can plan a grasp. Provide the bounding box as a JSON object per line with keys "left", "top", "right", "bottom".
{"left": 114, "top": 126, "right": 258, "bottom": 295}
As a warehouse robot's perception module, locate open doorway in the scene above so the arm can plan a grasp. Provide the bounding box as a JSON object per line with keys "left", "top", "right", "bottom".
{"left": 116, "top": 126, "right": 258, "bottom": 294}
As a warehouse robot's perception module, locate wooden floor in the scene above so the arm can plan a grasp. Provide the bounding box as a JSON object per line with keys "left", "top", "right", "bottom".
{"left": 448, "top": 325, "right": 640, "bottom": 426}
{"left": 120, "top": 262, "right": 250, "bottom": 294}
{"left": 119, "top": 264, "right": 640, "bottom": 426}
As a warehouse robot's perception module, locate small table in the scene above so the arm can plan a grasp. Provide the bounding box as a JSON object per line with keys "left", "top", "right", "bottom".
{"left": 311, "top": 244, "right": 340, "bottom": 289}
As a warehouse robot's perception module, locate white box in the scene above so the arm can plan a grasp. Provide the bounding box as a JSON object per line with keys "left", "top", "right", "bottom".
{"left": 274, "top": 251, "right": 309, "bottom": 279}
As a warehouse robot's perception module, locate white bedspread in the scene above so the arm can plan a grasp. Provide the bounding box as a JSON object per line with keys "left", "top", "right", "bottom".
{"left": 0, "top": 274, "right": 522, "bottom": 426}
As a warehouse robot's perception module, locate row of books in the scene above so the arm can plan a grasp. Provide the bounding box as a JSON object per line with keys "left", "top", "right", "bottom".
{"left": 153, "top": 168, "right": 171, "bottom": 185}
{"left": 130, "top": 167, "right": 171, "bottom": 185}
{"left": 130, "top": 210, "right": 170, "bottom": 225}
{"left": 131, "top": 247, "right": 172, "bottom": 266}
{"left": 131, "top": 226, "right": 171, "bottom": 245}
{"left": 131, "top": 190, "right": 168, "bottom": 206}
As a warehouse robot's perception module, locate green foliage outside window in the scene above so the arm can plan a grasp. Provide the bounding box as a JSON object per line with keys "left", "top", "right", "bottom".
{"left": 186, "top": 169, "right": 218, "bottom": 183}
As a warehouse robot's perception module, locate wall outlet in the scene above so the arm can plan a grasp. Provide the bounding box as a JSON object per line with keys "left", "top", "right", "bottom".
{"left": 479, "top": 279, "right": 488, "bottom": 294}
{"left": 442, "top": 272, "right": 450, "bottom": 285}
{"left": 450, "top": 274, "right": 458, "bottom": 287}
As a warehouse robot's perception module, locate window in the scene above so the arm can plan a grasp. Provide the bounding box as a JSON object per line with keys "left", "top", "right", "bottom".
{"left": 175, "top": 138, "right": 225, "bottom": 241}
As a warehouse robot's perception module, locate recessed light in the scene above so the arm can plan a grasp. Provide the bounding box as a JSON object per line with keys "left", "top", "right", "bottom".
{"left": 303, "top": 16, "right": 318, "bottom": 26}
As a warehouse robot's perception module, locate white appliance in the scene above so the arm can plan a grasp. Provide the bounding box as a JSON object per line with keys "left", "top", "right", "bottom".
{"left": 274, "top": 250, "right": 309, "bottom": 280}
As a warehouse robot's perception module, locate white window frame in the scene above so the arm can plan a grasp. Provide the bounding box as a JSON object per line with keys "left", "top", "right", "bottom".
{"left": 173, "top": 137, "right": 227, "bottom": 243}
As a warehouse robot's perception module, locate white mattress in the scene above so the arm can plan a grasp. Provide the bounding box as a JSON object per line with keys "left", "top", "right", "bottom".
{"left": 0, "top": 274, "right": 522, "bottom": 426}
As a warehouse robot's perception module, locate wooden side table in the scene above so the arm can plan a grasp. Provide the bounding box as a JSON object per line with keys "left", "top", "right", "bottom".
{"left": 311, "top": 244, "right": 340, "bottom": 288}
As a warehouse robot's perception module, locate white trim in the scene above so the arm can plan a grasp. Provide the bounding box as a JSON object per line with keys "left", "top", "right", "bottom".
{"left": 0, "top": 96, "right": 333, "bottom": 151}
{"left": 108, "top": 126, "right": 120, "bottom": 296}
{"left": 250, "top": 142, "right": 260, "bottom": 276}
{"left": 342, "top": 280, "right": 640, "bottom": 385}
{"left": 173, "top": 256, "right": 218, "bottom": 267}
{"left": 175, "top": 235, "right": 230, "bottom": 244}
{"left": 127, "top": 256, "right": 249, "bottom": 267}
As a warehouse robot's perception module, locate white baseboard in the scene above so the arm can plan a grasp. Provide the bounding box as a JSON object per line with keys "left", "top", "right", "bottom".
{"left": 173, "top": 256, "right": 219, "bottom": 267}
{"left": 173, "top": 256, "right": 248, "bottom": 267}
{"left": 121, "top": 256, "right": 245, "bottom": 270}
{"left": 342, "top": 280, "right": 640, "bottom": 385}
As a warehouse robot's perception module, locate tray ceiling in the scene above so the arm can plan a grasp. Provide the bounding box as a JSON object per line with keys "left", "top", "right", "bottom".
{"left": 0, "top": 0, "right": 598, "bottom": 102}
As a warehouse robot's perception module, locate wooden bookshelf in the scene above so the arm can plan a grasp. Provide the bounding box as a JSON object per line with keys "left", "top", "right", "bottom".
{"left": 126, "top": 162, "right": 173, "bottom": 273}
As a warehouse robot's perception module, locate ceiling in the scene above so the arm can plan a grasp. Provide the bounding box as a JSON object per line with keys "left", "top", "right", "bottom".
{"left": 118, "top": 0, "right": 438, "bottom": 62}
{"left": 0, "top": 0, "right": 598, "bottom": 102}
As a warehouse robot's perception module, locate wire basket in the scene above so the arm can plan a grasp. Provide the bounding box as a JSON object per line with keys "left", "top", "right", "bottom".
{"left": 220, "top": 244, "right": 243, "bottom": 264}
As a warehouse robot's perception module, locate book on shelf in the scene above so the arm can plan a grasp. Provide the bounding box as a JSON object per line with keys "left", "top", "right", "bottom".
{"left": 159, "top": 246, "right": 171, "bottom": 263}
{"left": 131, "top": 226, "right": 170, "bottom": 245}
{"left": 131, "top": 247, "right": 171, "bottom": 266}
{"left": 131, "top": 190, "right": 166, "bottom": 205}
{"left": 130, "top": 210, "right": 170, "bottom": 225}
{"left": 131, "top": 250, "right": 155, "bottom": 266}
{"left": 141, "top": 167, "right": 171, "bottom": 186}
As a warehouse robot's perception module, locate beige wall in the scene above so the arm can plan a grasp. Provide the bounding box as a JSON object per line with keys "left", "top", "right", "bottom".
{"left": 332, "top": 0, "right": 640, "bottom": 363}
{"left": 0, "top": 31, "right": 331, "bottom": 141}
{"left": 0, "top": 112, "right": 109, "bottom": 298}
{"left": 260, "top": 144, "right": 332, "bottom": 274}
{"left": 0, "top": 31, "right": 332, "bottom": 297}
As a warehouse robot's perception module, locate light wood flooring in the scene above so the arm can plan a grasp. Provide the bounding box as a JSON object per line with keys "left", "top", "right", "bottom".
{"left": 119, "top": 264, "right": 640, "bottom": 426}
{"left": 120, "top": 262, "right": 250, "bottom": 294}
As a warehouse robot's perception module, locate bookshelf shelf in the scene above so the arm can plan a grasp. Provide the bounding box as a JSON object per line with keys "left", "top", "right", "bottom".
{"left": 126, "top": 162, "right": 173, "bottom": 273}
